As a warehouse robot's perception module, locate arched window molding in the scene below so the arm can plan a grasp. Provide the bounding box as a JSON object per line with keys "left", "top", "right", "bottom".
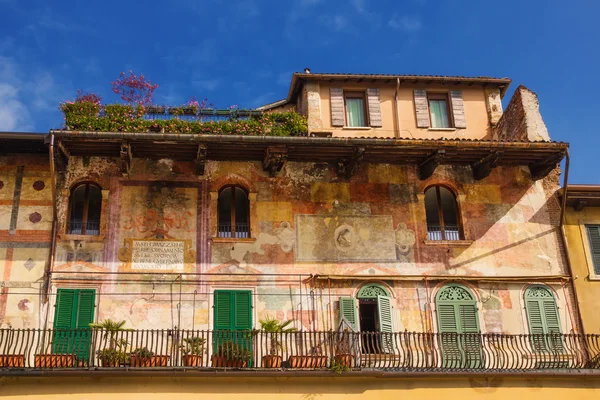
{"left": 67, "top": 182, "right": 102, "bottom": 236}
{"left": 217, "top": 185, "right": 250, "bottom": 239}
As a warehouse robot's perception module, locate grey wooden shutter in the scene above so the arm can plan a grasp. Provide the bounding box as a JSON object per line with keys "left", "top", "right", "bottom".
{"left": 450, "top": 90, "right": 467, "bottom": 128}
{"left": 414, "top": 89, "right": 430, "bottom": 128}
{"left": 366, "top": 88, "right": 382, "bottom": 127}
{"left": 330, "top": 88, "right": 345, "bottom": 127}
{"left": 586, "top": 225, "right": 600, "bottom": 274}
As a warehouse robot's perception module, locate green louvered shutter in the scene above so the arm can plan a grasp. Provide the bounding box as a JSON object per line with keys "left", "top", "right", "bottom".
{"left": 53, "top": 289, "right": 76, "bottom": 355}
{"left": 586, "top": 225, "right": 600, "bottom": 275}
{"left": 458, "top": 303, "right": 482, "bottom": 368}
{"left": 73, "top": 290, "right": 95, "bottom": 362}
{"left": 525, "top": 286, "right": 562, "bottom": 353}
{"left": 213, "top": 290, "right": 253, "bottom": 365}
{"left": 377, "top": 295, "right": 394, "bottom": 353}
{"left": 233, "top": 291, "right": 252, "bottom": 330}
{"left": 214, "top": 290, "right": 233, "bottom": 331}
{"left": 339, "top": 297, "right": 358, "bottom": 331}
{"left": 437, "top": 303, "right": 460, "bottom": 368}
{"left": 543, "top": 298, "right": 564, "bottom": 352}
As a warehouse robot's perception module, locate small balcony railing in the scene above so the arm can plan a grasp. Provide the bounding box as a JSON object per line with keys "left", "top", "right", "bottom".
{"left": 0, "top": 329, "right": 599, "bottom": 372}
{"left": 66, "top": 220, "right": 100, "bottom": 236}
{"left": 217, "top": 223, "right": 250, "bottom": 239}
{"left": 427, "top": 224, "right": 461, "bottom": 241}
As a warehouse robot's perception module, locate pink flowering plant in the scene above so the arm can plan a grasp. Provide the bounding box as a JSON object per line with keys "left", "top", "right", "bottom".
{"left": 111, "top": 70, "right": 158, "bottom": 106}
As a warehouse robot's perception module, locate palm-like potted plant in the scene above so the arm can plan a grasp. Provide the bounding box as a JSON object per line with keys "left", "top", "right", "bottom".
{"left": 180, "top": 336, "right": 206, "bottom": 367}
{"left": 130, "top": 346, "right": 170, "bottom": 367}
{"left": 211, "top": 340, "right": 251, "bottom": 368}
{"left": 89, "top": 319, "right": 132, "bottom": 367}
{"left": 259, "top": 317, "right": 297, "bottom": 368}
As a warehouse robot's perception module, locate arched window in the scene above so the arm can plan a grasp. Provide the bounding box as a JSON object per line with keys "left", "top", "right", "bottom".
{"left": 217, "top": 186, "right": 250, "bottom": 238}
{"left": 435, "top": 284, "right": 481, "bottom": 368}
{"left": 424, "top": 186, "right": 462, "bottom": 241}
{"left": 68, "top": 183, "right": 102, "bottom": 235}
{"left": 525, "top": 285, "right": 562, "bottom": 352}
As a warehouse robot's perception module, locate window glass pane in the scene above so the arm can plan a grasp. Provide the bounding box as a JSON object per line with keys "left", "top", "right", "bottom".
{"left": 69, "top": 185, "right": 86, "bottom": 234}
{"left": 439, "top": 187, "right": 458, "bottom": 227}
{"left": 430, "top": 99, "right": 450, "bottom": 128}
{"left": 346, "top": 98, "right": 365, "bottom": 127}
{"left": 86, "top": 185, "right": 102, "bottom": 235}
{"left": 235, "top": 187, "right": 249, "bottom": 238}
{"left": 425, "top": 187, "right": 441, "bottom": 240}
{"left": 218, "top": 187, "right": 232, "bottom": 237}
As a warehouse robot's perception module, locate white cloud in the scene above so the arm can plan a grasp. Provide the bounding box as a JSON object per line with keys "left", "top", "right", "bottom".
{"left": 388, "top": 14, "right": 422, "bottom": 32}
{"left": 0, "top": 59, "right": 32, "bottom": 131}
{"left": 333, "top": 15, "right": 348, "bottom": 31}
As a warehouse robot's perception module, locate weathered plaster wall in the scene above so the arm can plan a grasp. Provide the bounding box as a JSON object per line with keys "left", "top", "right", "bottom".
{"left": 46, "top": 151, "right": 571, "bottom": 334}
{"left": 564, "top": 205, "right": 600, "bottom": 334}
{"left": 493, "top": 86, "right": 550, "bottom": 142}
{"left": 316, "top": 83, "right": 493, "bottom": 139}
{"left": 0, "top": 155, "right": 51, "bottom": 328}
{"left": 2, "top": 376, "right": 600, "bottom": 400}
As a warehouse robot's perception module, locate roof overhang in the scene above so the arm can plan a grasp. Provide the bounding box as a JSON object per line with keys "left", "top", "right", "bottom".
{"left": 51, "top": 130, "right": 567, "bottom": 181}
{"left": 563, "top": 184, "right": 600, "bottom": 209}
{"left": 0, "top": 132, "right": 48, "bottom": 155}
{"left": 286, "top": 73, "right": 513, "bottom": 103}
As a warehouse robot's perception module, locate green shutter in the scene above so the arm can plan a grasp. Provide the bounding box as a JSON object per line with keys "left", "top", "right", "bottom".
{"left": 377, "top": 295, "right": 394, "bottom": 353}
{"left": 339, "top": 297, "right": 358, "bottom": 331}
{"left": 458, "top": 303, "right": 479, "bottom": 333}
{"left": 233, "top": 291, "right": 252, "bottom": 330}
{"left": 214, "top": 290, "right": 233, "bottom": 330}
{"left": 587, "top": 225, "right": 600, "bottom": 275}
{"left": 437, "top": 304, "right": 458, "bottom": 333}
{"left": 525, "top": 286, "right": 562, "bottom": 353}
{"left": 458, "top": 303, "right": 482, "bottom": 368}
{"left": 53, "top": 289, "right": 95, "bottom": 362}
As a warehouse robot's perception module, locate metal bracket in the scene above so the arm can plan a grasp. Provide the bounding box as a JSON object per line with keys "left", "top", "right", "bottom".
{"left": 120, "top": 141, "right": 132, "bottom": 176}
{"left": 195, "top": 145, "right": 207, "bottom": 176}
{"left": 337, "top": 147, "right": 365, "bottom": 179}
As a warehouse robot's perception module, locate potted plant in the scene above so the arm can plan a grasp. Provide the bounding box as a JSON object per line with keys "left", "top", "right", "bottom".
{"left": 130, "top": 347, "right": 170, "bottom": 367}
{"left": 145, "top": 105, "right": 165, "bottom": 114}
{"left": 34, "top": 353, "right": 76, "bottom": 368}
{"left": 288, "top": 340, "right": 327, "bottom": 369}
{"left": 211, "top": 340, "right": 251, "bottom": 368}
{"left": 89, "top": 319, "right": 132, "bottom": 367}
{"left": 0, "top": 329, "right": 25, "bottom": 367}
{"left": 259, "top": 316, "right": 297, "bottom": 368}
{"left": 333, "top": 328, "right": 355, "bottom": 368}
{"left": 180, "top": 336, "right": 206, "bottom": 367}
{"left": 96, "top": 339, "right": 129, "bottom": 367}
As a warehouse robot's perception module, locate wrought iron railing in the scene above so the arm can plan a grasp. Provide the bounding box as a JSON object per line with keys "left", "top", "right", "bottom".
{"left": 142, "top": 108, "right": 263, "bottom": 123}
{"left": 217, "top": 223, "right": 250, "bottom": 239}
{"left": 66, "top": 220, "right": 100, "bottom": 236}
{"left": 427, "top": 224, "right": 461, "bottom": 241}
{"left": 1, "top": 329, "right": 599, "bottom": 371}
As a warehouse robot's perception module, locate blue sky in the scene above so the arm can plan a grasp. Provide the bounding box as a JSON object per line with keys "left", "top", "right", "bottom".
{"left": 0, "top": 0, "right": 598, "bottom": 183}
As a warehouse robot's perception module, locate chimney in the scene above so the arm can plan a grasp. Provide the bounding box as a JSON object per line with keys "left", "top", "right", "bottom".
{"left": 304, "top": 68, "right": 311, "bottom": 74}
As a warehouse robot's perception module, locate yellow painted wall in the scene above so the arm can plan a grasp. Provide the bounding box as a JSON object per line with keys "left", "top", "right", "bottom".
{"left": 1, "top": 376, "right": 600, "bottom": 399}
{"left": 564, "top": 205, "right": 600, "bottom": 333}
{"left": 317, "top": 82, "right": 492, "bottom": 140}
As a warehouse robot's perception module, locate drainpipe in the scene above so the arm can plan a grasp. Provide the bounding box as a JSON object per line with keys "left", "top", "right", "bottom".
{"left": 42, "top": 133, "right": 58, "bottom": 329}
{"left": 394, "top": 78, "right": 400, "bottom": 138}
{"left": 558, "top": 150, "right": 587, "bottom": 335}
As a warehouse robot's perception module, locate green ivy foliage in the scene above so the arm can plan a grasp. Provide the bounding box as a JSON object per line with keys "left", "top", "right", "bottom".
{"left": 60, "top": 103, "right": 308, "bottom": 137}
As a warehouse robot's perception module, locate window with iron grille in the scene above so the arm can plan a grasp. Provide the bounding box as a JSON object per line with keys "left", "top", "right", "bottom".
{"left": 424, "top": 186, "right": 462, "bottom": 241}
{"left": 67, "top": 182, "right": 102, "bottom": 236}
{"left": 217, "top": 185, "right": 250, "bottom": 238}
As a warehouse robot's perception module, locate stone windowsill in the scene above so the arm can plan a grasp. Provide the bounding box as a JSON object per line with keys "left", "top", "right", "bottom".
{"left": 428, "top": 128, "right": 457, "bottom": 132}
{"left": 58, "top": 234, "right": 106, "bottom": 242}
{"left": 211, "top": 237, "right": 256, "bottom": 244}
{"left": 423, "top": 240, "right": 473, "bottom": 247}
{"left": 342, "top": 126, "right": 372, "bottom": 130}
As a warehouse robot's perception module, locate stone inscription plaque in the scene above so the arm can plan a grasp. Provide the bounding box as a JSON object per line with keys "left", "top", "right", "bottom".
{"left": 295, "top": 215, "right": 397, "bottom": 262}
{"left": 118, "top": 239, "right": 195, "bottom": 272}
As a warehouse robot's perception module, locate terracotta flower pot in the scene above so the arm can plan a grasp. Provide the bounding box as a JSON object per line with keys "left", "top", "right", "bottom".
{"left": 130, "top": 355, "right": 169, "bottom": 367}
{"left": 288, "top": 355, "right": 328, "bottom": 368}
{"left": 182, "top": 355, "right": 204, "bottom": 367}
{"left": 262, "top": 355, "right": 282, "bottom": 368}
{"left": 334, "top": 354, "right": 354, "bottom": 368}
{"left": 34, "top": 354, "right": 76, "bottom": 368}
{"left": 211, "top": 356, "right": 247, "bottom": 368}
{"left": 0, "top": 354, "right": 25, "bottom": 368}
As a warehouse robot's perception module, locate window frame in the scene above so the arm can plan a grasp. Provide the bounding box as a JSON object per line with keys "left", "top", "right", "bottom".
{"left": 427, "top": 92, "right": 453, "bottom": 129}
{"left": 424, "top": 185, "right": 464, "bottom": 241}
{"left": 66, "top": 182, "right": 102, "bottom": 236}
{"left": 344, "top": 91, "right": 368, "bottom": 127}
{"left": 217, "top": 185, "right": 250, "bottom": 239}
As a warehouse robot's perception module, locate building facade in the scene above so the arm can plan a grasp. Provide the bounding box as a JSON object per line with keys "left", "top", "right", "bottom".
{"left": 1, "top": 72, "right": 598, "bottom": 399}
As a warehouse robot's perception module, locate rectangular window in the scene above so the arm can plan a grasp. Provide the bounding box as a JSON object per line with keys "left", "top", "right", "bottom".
{"left": 428, "top": 93, "right": 452, "bottom": 129}
{"left": 344, "top": 92, "right": 367, "bottom": 127}
{"left": 586, "top": 225, "right": 600, "bottom": 275}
